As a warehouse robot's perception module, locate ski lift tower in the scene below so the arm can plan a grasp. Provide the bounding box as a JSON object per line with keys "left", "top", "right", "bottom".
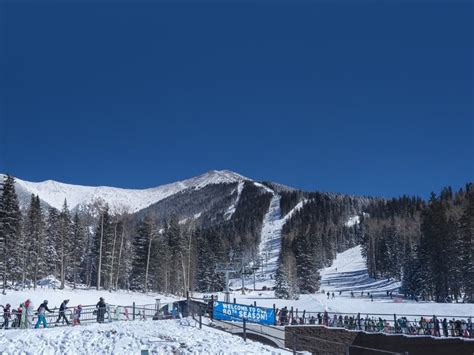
{"left": 215, "top": 262, "right": 240, "bottom": 303}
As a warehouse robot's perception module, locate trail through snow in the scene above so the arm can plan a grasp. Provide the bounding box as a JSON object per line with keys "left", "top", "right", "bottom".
{"left": 229, "top": 193, "right": 305, "bottom": 289}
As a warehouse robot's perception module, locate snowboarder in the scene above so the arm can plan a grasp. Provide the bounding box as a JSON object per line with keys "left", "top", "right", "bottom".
{"left": 56, "top": 299, "right": 70, "bottom": 325}
{"left": 96, "top": 297, "right": 106, "bottom": 323}
{"left": 1, "top": 304, "right": 11, "bottom": 329}
{"left": 35, "top": 300, "right": 53, "bottom": 328}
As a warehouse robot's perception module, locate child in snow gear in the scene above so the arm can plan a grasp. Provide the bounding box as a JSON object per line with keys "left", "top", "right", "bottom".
{"left": 96, "top": 297, "right": 106, "bottom": 323}
{"left": 22, "top": 299, "right": 33, "bottom": 329}
{"left": 35, "top": 300, "right": 53, "bottom": 328}
{"left": 0, "top": 304, "right": 11, "bottom": 329}
{"left": 72, "top": 305, "right": 82, "bottom": 326}
{"left": 56, "top": 300, "right": 70, "bottom": 325}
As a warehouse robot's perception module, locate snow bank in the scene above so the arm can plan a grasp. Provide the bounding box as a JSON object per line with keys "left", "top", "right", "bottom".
{"left": 0, "top": 319, "right": 288, "bottom": 354}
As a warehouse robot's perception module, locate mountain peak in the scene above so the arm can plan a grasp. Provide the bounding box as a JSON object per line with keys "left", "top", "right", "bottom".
{"left": 6, "top": 170, "right": 251, "bottom": 214}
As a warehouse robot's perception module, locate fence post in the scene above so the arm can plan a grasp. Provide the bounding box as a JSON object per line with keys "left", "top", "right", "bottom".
{"left": 394, "top": 314, "right": 397, "bottom": 333}
{"left": 210, "top": 295, "right": 214, "bottom": 320}
{"left": 273, "top": 304, "right": 277, "bottom": 326}
{"left": 133, "top": 302, "right": 136, "bottom": 321}
{"left": 357, "top": 313, "right": 361, "bottom": 330}
{"left": 199, "top": 312, "right": 202, "bottom": 329}
{"left": 233, "top": 298, "right": 236, "bottom": 304}
{"left": 253, "top": 301, "right": 256, "bottom": 307}
{"left": 243, "top": 318, "right": 247, "bottom": 342}
{"left": 292, "top": 332, "right": 297, "bottom": 355}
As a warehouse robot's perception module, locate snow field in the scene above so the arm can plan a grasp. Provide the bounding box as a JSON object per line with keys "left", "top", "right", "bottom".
{"left": 0, "top": 287, "right": 180, "bottom": 311}
{"left": 216, "top": 246, "right": 474, "bottom": 320}
{"left": 0, "top": 319, "right": 289, "bottom": 354}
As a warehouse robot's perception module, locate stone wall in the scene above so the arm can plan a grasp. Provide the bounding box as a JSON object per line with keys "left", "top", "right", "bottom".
{"left": 285, "top": 325, "right": 474, "bottom": 355}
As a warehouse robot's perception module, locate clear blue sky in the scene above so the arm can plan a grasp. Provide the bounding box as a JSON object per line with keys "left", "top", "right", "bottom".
{"left": 1, "top": 1, "right": 472, "bottom": 198}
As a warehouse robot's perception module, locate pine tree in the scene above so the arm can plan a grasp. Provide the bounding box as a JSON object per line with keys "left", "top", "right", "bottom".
{"left": 131, "top": 214, "right": 156, "bottom": 291}
{"left": 0, "top": 175, "right": 22, "bottom": 292}
{"left": 45, "top": 207, "right": 60, "bottom": 278}
{"left": 70, "top": 213, "right": 85, "bottom": 289}
{"left": 93, "top": 206, "right": 114, "bottom": 290}
{"left": 58, "top": 200, "right": 73, "bottom": 289}
{"left": 460, "top": 188, "right": 474, "bottom": 302}
{"left": 25, "top": 195, "right": 46, "bottom": 289}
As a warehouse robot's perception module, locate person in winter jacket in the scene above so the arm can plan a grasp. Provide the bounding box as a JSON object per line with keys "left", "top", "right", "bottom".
{"left": 35, "top": 300, "right": 53, "bottom": 328}
{"left": 16, "top": 304, "right": 23, "bottom": 329}
{"left": 24, "top": 299, "right": 34, "bottom": 329}
{"left": 0, "top": 304, "right": 11, "bottom": 329}
{"left": 72, "top": 305, "right": 82, "bottom": 326}
{"left": 96, "top": 297, "right": 106, "bottom": 323}
{"left": 56, "top": 300, "right": 70, "bottom": 325}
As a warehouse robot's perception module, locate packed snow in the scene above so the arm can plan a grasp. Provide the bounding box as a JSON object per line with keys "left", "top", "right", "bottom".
{"left": 5, "top": 170, "right": 248, "bottom": 213}
{"left": 0, "top": 319, "right": 288, "bottom": 354}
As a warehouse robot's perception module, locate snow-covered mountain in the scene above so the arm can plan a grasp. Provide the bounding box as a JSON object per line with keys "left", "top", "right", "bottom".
{"left": 2, "top": 170, "right": 248, "bottom": 213}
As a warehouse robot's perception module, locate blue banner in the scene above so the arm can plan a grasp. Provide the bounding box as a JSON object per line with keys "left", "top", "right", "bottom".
{"left": 213, "top": 301, "right": 275, "bottom": 325}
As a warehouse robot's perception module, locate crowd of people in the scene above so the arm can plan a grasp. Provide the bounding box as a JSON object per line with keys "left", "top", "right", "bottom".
{"left": 0, "top": 297, "right": 111, "bottom": 329}
{"left": 277, "top": 308, "right": 472, "bottom": 338}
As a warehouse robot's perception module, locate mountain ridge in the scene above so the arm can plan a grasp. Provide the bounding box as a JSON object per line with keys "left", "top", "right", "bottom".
{"left": 0, "top": 170, "right": 249, "bottom": 213}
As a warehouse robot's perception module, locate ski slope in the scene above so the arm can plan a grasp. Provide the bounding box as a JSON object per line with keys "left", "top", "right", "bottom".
{"left": 221, "top": 245, "right": 474, "bottom": 319}
{"left": 319, "top": 245, "right": 401, "bottom": 295}
{"left": 229, "top": 193, "right": 305, "bottom": 289}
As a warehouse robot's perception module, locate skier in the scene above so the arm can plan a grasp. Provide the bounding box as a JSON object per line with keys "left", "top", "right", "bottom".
{"left": 35, "top": 300, "right": 53, "bottom": 328}
{"left": 56, "top": 299, "right": 70, "bottom": 325}
{"left": 327, "top": 292, "right": 330, "bottom": 299}
{"left": 72, "top": 305, "right": 82, "bottom": 326}
{"left": 0, "top": 304, "right": 11, "bottom": 329}
{"left": 370, "top": 294, "right": 374, "bottom": 302}
{"left": 331, "top": 292, "right": 335, "bottom": 299}
{"left": 96, "top": 297, "right": 106, "bottom": 323}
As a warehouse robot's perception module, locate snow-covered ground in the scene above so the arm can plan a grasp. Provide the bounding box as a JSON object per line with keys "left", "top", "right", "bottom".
{"left": 219, "top": 246, "right": 474, "bottom": 320}
{"left": 6, "top": 170, "right": 247, "bottom": 213}
{"left": 0, "top": 286, "right": 180, "bottom": 310}
{"left": 0, "top": 319, "right": 289, "bottom": 354}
